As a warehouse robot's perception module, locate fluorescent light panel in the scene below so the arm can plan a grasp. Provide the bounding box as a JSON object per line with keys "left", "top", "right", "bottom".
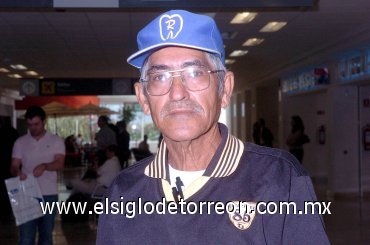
{"left": 10, "top": 64, "right": 28, "bottom": 70}
{"left": 260, "top": 22, "right": 287, "bottom": 32}
{"left": 231, "top": 12, "right": 257, "bottom": 24}
{"left": 25, "top": 70, "right": 39, "bottom": 76}
{"left": 8, "top": 74, "right": 22, "bottom": 79}
{"left": 230, "top": 50, "right": 248, "bottom": 57}
{"left": 243, "top": 38, "right": 264, "bottom": 46}
{"left": 0, "top": 68, "right": 10, "bottom": 73}
{"left": 225, "top": 59, "right": 236, "bottom": 65}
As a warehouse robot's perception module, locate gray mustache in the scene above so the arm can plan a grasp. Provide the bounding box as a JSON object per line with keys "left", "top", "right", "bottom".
{"left": 160, "top": 101, "right": 203, "bottom": 118}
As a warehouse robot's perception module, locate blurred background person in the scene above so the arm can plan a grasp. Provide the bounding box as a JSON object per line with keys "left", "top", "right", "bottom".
{"left": 116, "top": 120, "right": 131, "bottom": 169}
{"left": 286, "top": 115, "right": 310, "bottom": 163}
{"left": 75, "top": 133, "right": 84, "bottom": 148}
{"left": 138, "top": 134, "right": 150, "bottom": 153}
{"left": 252, "top": 118, "right": 274, "bottom": 147}
{"left": 11, "top": 105, "right": 65, "bottom": 245}
{"left": 252, "top": 120, "right": 261, "bottom": 145}
{"left": 67, "top": 144, "right": 120, "bottom": 196}
{"left": 258, "top": 118, "right": 274, "bottom": 147}
{"left": 64, "top": 135, "right": 80, "bottom": 167}
{"left": 95, "top": 115, "right": 117, "bottom": 165}
{"left": 132, "top": 134, "right": 152, "bottom": 162}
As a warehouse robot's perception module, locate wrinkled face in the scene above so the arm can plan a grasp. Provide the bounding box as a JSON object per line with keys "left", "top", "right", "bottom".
{"left": 135, "top": 47, "right": 233, "bottom": 142}
{"left": 26, "top": 116, "right": 45, "bottom": 137}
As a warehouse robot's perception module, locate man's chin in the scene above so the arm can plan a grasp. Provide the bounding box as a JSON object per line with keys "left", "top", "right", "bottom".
{"left": 164, "top": 126, "right": 203, "bottom": 142}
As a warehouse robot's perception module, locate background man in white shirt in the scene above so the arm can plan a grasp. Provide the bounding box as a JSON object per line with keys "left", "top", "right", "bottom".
{"left": 11, "top": 105, "right": 65, "bottom": 245}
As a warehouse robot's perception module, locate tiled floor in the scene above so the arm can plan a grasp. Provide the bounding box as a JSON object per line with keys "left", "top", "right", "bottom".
{"left": 1, "top": 166, "right": 369, "bottom": 244}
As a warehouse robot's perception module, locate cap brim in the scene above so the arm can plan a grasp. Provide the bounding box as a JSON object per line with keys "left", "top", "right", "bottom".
{"left": 127, "top": 43, "right": 222, "bottom": 69}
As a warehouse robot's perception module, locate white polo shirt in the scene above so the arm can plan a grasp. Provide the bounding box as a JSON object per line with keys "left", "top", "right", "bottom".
{"left": 12, "top": 131, "right": 65, "bottom": 195}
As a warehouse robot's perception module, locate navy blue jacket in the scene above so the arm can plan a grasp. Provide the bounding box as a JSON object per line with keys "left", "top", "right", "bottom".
{"left": 97, "top": 124, "right": 329, "bottom": 244}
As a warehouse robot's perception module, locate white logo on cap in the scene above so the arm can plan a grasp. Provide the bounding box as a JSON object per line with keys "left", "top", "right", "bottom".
{"left": 159, "top": 14, "right": 183, "bottom": 41}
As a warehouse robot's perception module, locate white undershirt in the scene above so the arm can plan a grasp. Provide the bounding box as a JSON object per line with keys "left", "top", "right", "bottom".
{"left": 168, "top": 164, "right": 205, "bottom": 191}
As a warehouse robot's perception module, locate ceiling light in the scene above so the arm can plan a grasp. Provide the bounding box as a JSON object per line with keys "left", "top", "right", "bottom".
{"left": 260, "top": 22, "right": 287, "bottom": 32}
{"left": 25, "top": 70, "right": 39, "bottom": 76}
{"left": 230, "top": 50, "right": 248, "bottom": 57}
{"left": 231, "top": 12, "right": 257, "bottom": 24}
{"left": 8, "top": 74, "right": 22, "bottom": 79}
{"left": 225, "top": 59, "right": 236, "bottom": 65}
{"left": 0, "top": 68, "right": 10, "bottom": 73}
{"left": 10, "top": 64, "right": 28, "bottom": 70}
{"left": 243, "top": 38, "right": 264, "bottom": 46}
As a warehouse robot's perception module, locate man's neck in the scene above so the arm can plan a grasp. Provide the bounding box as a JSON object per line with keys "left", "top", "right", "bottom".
{"left": 32, "top": 130, "right": 46, "bottom": 141}
{"left": 165, "top": 124, "right": 221, "bottom": 171}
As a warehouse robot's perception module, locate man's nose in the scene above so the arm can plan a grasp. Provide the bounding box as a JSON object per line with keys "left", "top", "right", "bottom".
{"left": 168, "top": 75, "right": 189, "bottom": 100}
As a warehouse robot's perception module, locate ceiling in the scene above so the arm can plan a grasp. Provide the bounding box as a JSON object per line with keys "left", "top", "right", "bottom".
{"left": 1, "top": 0, "right": 370, "bottom": 93}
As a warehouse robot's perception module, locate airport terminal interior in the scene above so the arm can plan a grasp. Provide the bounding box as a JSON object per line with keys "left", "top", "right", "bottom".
{"left": 0, "top": 0, "right": 370, "bottom": 244}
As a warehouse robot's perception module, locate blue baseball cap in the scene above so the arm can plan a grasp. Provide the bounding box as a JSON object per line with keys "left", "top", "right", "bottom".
{"left": 127, "top": 10, "right": 225, "bottom": 68}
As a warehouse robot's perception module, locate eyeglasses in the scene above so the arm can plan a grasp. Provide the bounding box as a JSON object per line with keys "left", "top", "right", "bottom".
{"left": 141, "top": 66, "right": 224, "bottom": 96}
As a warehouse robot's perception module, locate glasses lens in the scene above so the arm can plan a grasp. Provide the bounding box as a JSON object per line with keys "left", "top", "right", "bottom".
{"left": 182, "top": 67, "right": 210, "bottom": 91}
{"left": 146, "top": 71, "right": 172, "bottom": 95}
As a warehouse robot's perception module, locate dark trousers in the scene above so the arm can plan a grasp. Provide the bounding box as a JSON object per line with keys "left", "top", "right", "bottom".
{"left": 19, "top": 195, "right": 58, "bottom": 245}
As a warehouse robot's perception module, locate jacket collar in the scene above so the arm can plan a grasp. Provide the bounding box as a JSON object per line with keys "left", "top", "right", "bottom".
{"left": 144, "top": 123, "right": 244, "bottom": 180}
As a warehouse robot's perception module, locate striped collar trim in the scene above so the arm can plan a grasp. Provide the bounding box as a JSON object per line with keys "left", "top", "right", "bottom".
{"left": 208, "top": 133, "right": 244, "bottom": 177}
{"left": 144, "top": 124, "right": 244, "bottom": 179}
{"left": 144, "top": 138, "right": 168, "bottom": 179}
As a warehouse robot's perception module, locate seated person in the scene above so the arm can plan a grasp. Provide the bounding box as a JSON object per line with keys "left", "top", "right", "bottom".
{"left": 67, "top": 145, "right": 121, "bottom": 196}
{"left": 81, "top": 155, "right": 100, "bottom": 180}
{"left": 138, "top": 134, "right": 150, "bottom": 152}
{"left": 64, "top": 135, "right": 80, "bottom": 166}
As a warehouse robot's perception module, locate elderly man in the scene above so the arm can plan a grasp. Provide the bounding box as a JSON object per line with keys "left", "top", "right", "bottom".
{"left": 97, "top": 10, "right": 329, "bottom": 244}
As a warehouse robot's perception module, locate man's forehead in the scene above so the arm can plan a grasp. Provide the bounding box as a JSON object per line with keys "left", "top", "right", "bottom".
{"left": 26, "top": 117, "right": 43, "bottom": 123}
{"left": 147, "top": 48, "right": 210, "bottom": 70}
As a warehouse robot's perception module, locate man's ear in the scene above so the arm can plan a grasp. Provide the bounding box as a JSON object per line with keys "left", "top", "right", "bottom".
{"left": 221, "top": 71, "right": 234, "bottom": 108}
{"left": 134, "top": 82, "right": 151, "bottom": 115}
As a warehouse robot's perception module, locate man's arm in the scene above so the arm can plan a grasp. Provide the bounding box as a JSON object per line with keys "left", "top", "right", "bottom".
{"left": 33, "top": 154, "right": 65, "bottom": 177}
{"left": 10, "top": 158, "right": 27, "bottom": 180}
